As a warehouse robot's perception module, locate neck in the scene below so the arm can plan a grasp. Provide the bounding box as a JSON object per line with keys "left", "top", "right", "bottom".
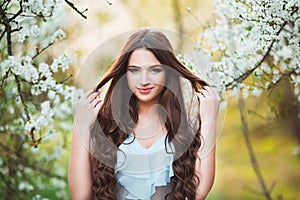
{"left": 137, "top": 98, "right": 167, "bottom": 128}
{"left": 137, "top": 99, "right": 159, "bottom": 115}
{"left": 135, "top": 101, "right": 167, "bottom": 139}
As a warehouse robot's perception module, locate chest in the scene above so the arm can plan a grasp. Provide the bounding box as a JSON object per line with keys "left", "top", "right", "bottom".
{"left": 133, "top": 123, "right": 167, "bottom": 149}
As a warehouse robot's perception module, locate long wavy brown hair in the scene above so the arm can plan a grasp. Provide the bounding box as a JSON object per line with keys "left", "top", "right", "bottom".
{"left": 90, "top": 28, "right": 208, "bottom": 200}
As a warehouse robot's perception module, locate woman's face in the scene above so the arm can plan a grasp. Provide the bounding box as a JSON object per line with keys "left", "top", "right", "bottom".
{"left": 127, "top": 48, "right": 166, "bottom": 104}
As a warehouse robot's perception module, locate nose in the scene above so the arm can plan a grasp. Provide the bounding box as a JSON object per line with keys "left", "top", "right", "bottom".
{"left": 140, "top": 70, "right": 150, "bottom": 85}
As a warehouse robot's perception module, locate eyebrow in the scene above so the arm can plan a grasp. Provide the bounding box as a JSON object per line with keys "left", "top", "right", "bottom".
{"left": 127, "top": 64, "right": 164, "bottom": 68}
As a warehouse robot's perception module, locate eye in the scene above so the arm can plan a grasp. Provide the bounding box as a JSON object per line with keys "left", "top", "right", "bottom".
{"left": 128, "top": 68, "right": 140, "bottom": 73}
{"left": 150, "top": 67, "right": 163, "bottom": 73}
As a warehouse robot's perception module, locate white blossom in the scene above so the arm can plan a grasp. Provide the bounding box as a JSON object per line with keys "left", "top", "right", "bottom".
{"left": 25, "top": 121, "right": 35, "bottom": 132}
{"left": 41, "top": 101, "right": 53, "bottom": 116}
{"left": 8, "top": 105, "right": 14, "bottom": 114}
{"left": 47, "top": 90, "right": 56, "bottom": 99}
{"left": 30, "top": 25, "right": 41, "bottom": 37}
{"left": 50, "top": 177, "right": 66, "bottom": 188}
{"left": 55, "top": 167, "right": 65, "bottom": 177}
{"left": 277, "top": 46, "right": 293, "bottom": 61}
{"left": 72, "top": 88, "right": 84, "bottom": 105}
{"left": 55, "top": 190, "right": 67, "bottom": 199}
{"left": 242, "top": 87, "right": 249, "bottom": 98}
{"left": 1, "top": 56, "right": 16, "bottom": 73}
{"left": 63, "top": 85, "right": 75, "bottom": 100}
{"left": 30, "top": 147, "right": 39, "bottom": 154}
{"left": 24, "top": 65, "right": 39, "bottom": 83}
{"left": 229, "top": 87, "right": 238, "bottom": 97}
{"left": 23, "top": 0, "right": 62, "bottom": 17}
{"left": 18, "top": 182, "right": 34, "bottom": 191}
{"left": 291, "top": 75, "right": 300, "bottom": 84}
{"left": 24, "top": 100, "right": 55, "bottom": 132}
{"left": 50, "top": 29, "right": 66, "bottom": 43}
{"left": 53, "top": 101, "right": 71, "bottom": 119}
{"left": 50, "top": 54, "right": 71, "bottom": 72}
{"left": 17, "top": 31, "right": 29, "bottom": 43}
{"left": 39, "top": 63, "right": 52, "bottom": 79}
{"left": 252, "top": 87, "right": 263, "bottom": 97}
{"left": 45, "top": 77, "right": 56, "bottom": 88}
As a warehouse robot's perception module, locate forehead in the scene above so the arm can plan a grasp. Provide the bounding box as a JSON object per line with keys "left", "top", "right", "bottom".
{"left": 128, "top": 48, "right": 161, "bottom": 67}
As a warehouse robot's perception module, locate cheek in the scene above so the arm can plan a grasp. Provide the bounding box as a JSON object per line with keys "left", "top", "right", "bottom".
{"left": 126, "top": 74, "right": 137, "bottom": 90}
{"left": 153, "top": 73, "right": 166, "bottom": 86}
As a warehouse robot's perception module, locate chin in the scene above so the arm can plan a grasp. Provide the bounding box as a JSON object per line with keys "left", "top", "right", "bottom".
{"left": 134, "top": 93, "right": 158, "bottom": 103}
{"left": 136, "top": 96, "right": 155, "bottom": 103}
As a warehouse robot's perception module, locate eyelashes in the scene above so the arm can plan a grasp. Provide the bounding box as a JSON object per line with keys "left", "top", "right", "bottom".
{"left": 128, "top": 68, "right": 139, "bottom": 73}
{"left": 127, "top": 66, "right": 164, "bottom": 74}
{"left": 150, "top": 68, "right": 163, "bottom": 73}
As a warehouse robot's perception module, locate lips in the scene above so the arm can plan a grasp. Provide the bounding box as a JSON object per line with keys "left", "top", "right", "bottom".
{"left": 137, "top": 87, "right": 153, "bottom": 94}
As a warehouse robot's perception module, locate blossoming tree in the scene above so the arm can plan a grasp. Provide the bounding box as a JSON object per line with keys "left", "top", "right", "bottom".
{"left": 186, "top": 0, "right": 299, "bottom": 199}
{"left": 188, "top": 0, "right": 299, "bottom": 98}
{"left": 0, "top": 0, "right": 86, "bottom": 199}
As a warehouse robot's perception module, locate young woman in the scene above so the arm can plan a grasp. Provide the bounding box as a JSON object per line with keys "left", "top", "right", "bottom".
{"left": 68, "top": 28, "right": 220, "bottom": 200}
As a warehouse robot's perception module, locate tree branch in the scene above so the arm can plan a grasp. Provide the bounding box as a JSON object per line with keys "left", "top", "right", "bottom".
{"left": 13, "top": 73, "right": 38, "bottom": 145}
{"left": 0, "top": 67, "right": 11, "bottom": 89}
{"left": 59, "top": 74, "right": 73, "bottom": 84}
{"left": 0, "top": 26, "right": 6, "bottom": 41}
{"left": 10, "top": 26, "right": 22, "bottom": 33}
{"left": 0, "top": 4, "right": 11, "bottom": 55}
{"left": 0, "top": 0, "right": 11, "bottom": 10}
{"left": 14, "top": 74, "right": 30, "bottom": 122}
{"left": 238, "top": 91, "right": 273, "bottom": 200}
{"left": 64, "top": 0, "right": 87, "bottom": 19}
{"left": 225, "top": 6, "right": 299, "bottom": 90}
{"left": 267, "top": 69, "right": 297, "bottom": 97}
{"left": 32, "top": 42, "right": 54, "bottom": 60}
{"left": 8, "top": 1, "right": 22, "bottom": 22}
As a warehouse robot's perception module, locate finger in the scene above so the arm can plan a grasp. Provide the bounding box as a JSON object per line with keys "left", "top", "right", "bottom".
{"left": 195, "top": 92, "right": 201, "bottom": 98}
{"left": 86, "top": 91, "right": 101, "bottom": 103}
{"left": 203, "top": 85, "right": 210, "bottom": 90}
{"left": 198, "top": 89, "right": 209, "bottom": 97}
{"left": 208, "top": 87, "right": 220, "bottom": 99}
{"left": 94, "top": 100, "right": 104, "bottom": 113}
{"left": 90, "top": 98, "right": 102, "bottom": 108}
{"left": 83, "top": 89, "right": 94, "bottom": 99}
{"left": 203, "top": 86, "right": 213, "bottom": 95}
{"left": 195, "top": 92, "right": 205, "bottom": 101}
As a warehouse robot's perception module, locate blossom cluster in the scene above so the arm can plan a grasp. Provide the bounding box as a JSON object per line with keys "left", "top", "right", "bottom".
{"left": 0, "top": 52, "right": 77, "bottom": 134}
{"left": 1, "top": 54, "right": 71, "bottom": 92}
{"left": 17, "top": 26, "right": 66, "bottom": 44}
{"left": 192, "top": 0, "right": 299, "bottom": 104}
{"left": 0, "top": 0, "right": 85, "bottom": 198}
{"left": 23, "top": 0, "right": 63, "bottom": 17}
{"left": 17, "top": 25, "right": 41, "bottom": 43}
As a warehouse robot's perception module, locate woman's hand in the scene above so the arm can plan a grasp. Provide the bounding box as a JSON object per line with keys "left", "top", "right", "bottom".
{"left": 194, "top": 86, "right": 221, "bottom": 198}
{"left": 195, "top": 86, "right": 221, "bottom": 158}
{"left": 69, "top": 90, "right": 102, "bottom": 200}
{"left": 74, "top": 90, "right": 104, "bottom": 134}
{"left": 195, "top": 86, "right": 221, "bottom": 128}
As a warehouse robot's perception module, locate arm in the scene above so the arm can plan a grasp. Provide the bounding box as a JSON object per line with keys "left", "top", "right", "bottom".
{"left": 68, "top": 90, "right": 103, "bottom": 200}
{"left": 194, "top": 123, "right": 216, "bottom": 200}
{"left": 195, "top": 86, "right": 220, "bottom": 199}
{"left": 68, "top": 127, "right": 93, "bottom": 200}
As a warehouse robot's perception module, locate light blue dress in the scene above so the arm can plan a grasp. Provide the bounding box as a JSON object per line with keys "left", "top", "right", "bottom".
{"left": 115, "top": 134, "right": 175, "bottom": 200}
